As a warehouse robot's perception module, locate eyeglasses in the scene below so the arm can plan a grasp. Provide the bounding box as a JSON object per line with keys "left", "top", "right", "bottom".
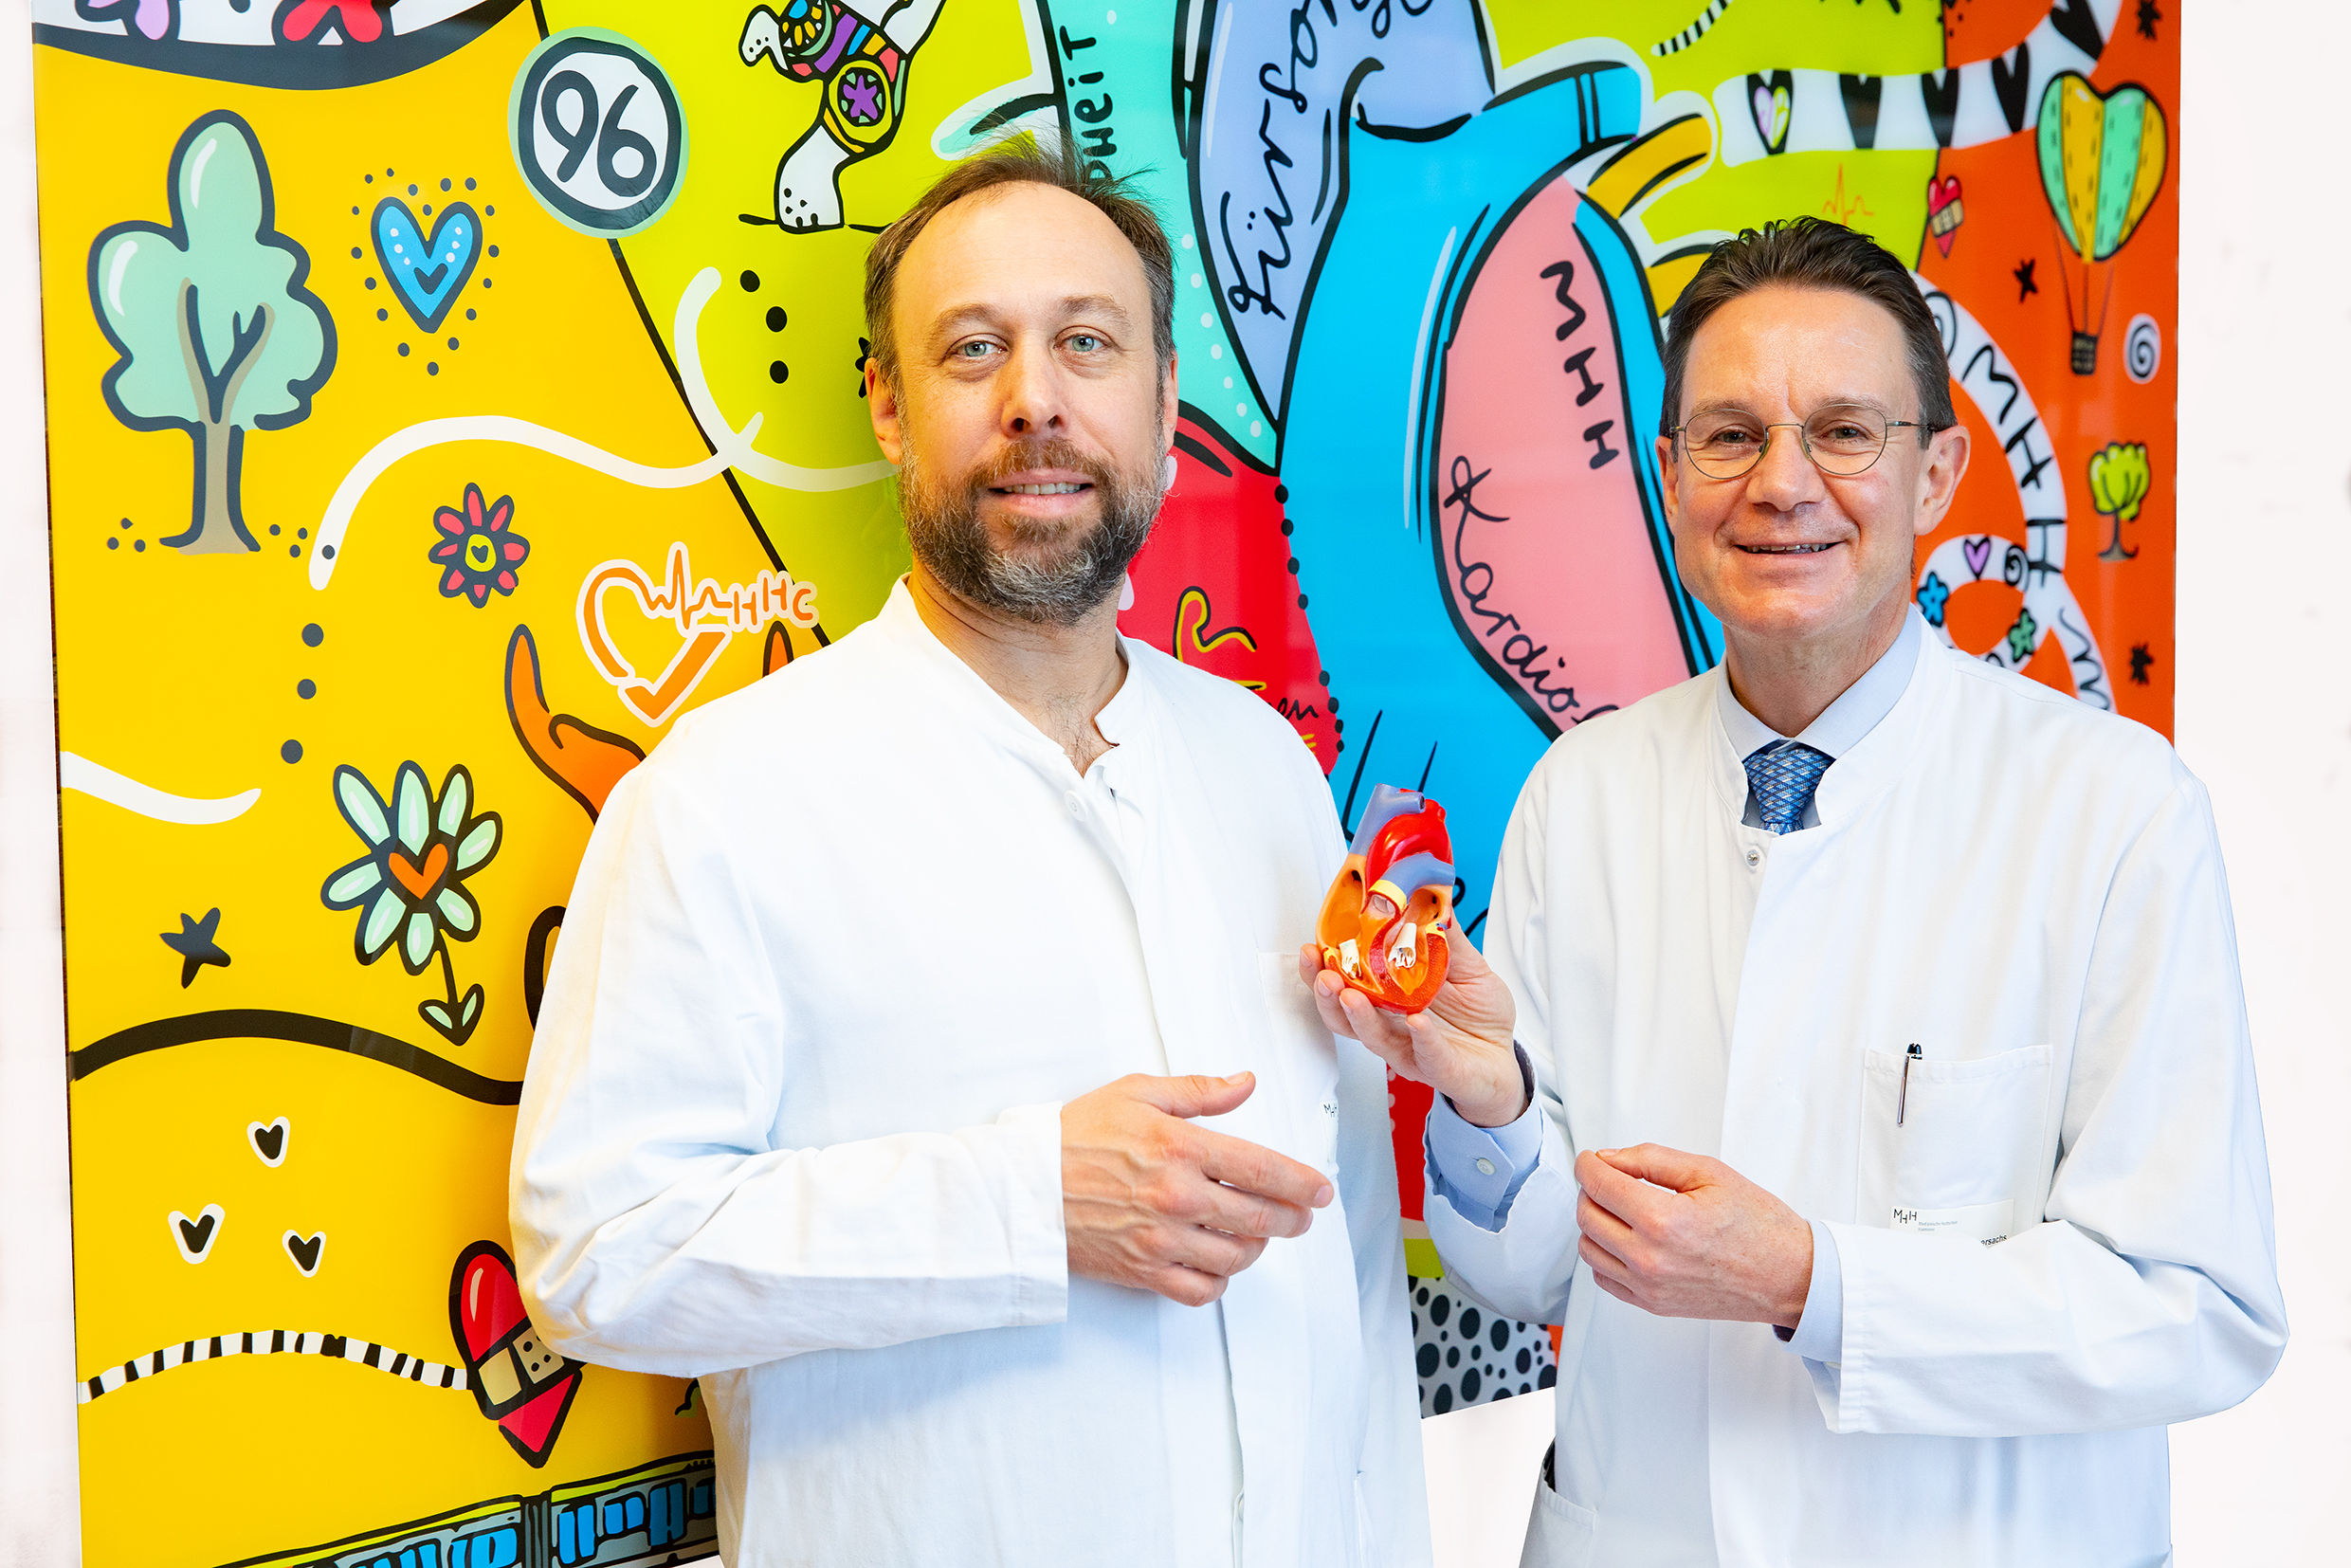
{"left": 1670, "top": 407, "right": 1942, "bottom": 479}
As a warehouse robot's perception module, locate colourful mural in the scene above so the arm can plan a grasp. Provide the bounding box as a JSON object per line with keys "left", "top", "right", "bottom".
{"left": 33, "top": 0, "right": 2175, "bottom": 1557}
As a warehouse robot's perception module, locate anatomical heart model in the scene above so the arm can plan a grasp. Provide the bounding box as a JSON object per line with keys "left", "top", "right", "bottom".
{"left": 1316, "top": 785, "right": 1455, "bottom": 1013}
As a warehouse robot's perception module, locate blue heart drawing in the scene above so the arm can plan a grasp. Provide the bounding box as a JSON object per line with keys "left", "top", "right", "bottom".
{"left": 372, "top": 197, "right": 482, "bottom": 333}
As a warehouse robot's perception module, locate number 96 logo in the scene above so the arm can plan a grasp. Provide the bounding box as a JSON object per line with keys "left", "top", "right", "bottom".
{"left": 509, "top": 29, "right": 687, "bottom": 238}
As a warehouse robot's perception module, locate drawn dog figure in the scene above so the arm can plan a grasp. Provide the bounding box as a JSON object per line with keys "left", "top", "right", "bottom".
{"left": 739, "top": 0, "right": 949, "bottom": 232}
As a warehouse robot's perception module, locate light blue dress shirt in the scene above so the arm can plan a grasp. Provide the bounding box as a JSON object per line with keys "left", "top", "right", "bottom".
{"left": 1426, "top": 611, "right": 1925, "bottom": 1364}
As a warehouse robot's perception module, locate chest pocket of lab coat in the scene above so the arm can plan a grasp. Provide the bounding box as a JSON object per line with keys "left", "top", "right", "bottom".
{"left": 1258, "top": 952, "right": 1341, "bottom": 1181}
{"left": 1858, "top": 1044, "right": 2053, "bottom": 1242}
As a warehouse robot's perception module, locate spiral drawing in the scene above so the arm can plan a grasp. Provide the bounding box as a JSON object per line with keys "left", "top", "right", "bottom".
{"left": 2123, "top": 314, "right": 2161, "bottom": 384}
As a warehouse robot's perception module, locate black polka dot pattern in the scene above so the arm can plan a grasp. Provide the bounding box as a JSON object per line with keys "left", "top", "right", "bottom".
{"left": 1409, "top": 1281, "right": 1556, "bottom": 1415}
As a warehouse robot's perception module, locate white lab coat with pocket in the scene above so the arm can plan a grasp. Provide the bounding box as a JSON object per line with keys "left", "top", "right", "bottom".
{"left": 510, "top": 582, "right": 1430, "bottom": 1568}
{"left": 1426, "top": 632, "right": 2286, "bottom": 1568}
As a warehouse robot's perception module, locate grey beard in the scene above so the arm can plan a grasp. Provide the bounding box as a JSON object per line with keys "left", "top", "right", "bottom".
{"left": 899, "top": 434, "right": 1164, "bottom": 628}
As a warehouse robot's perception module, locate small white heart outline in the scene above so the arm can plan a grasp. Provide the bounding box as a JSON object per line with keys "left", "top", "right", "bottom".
{"left": 282, "top": 1229, "right": 327, "bottom": 1277}
{"left": 169, "top": 1204, "right": 226, "bottom": 1265}
{"left": 247, "top": 1117, "right": 291, "bottom": 1168}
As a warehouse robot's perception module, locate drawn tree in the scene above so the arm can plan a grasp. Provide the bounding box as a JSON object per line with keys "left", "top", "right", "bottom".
{"left": 88, "top": 111, "right": 335, "bottom": 554}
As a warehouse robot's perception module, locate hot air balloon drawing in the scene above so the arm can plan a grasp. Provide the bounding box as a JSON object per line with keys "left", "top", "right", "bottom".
{"left": 2036, "top": 73, "right": 2168, "bottom": 375}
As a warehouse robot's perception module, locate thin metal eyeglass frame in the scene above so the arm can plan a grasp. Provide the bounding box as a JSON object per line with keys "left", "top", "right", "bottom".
{"left": 1669, "top": 417, "right": 1944, "bottom": 480}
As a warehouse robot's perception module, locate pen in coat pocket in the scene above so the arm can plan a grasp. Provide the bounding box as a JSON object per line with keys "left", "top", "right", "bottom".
{"left": 1897, "top": 1042, "right": 1922, "bottom": 1126}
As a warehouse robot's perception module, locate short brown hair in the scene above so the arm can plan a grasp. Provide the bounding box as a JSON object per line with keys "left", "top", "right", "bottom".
{"left": 862, "top": 137, "right": 1175, "bottom": 386}
{"left": 1660, "top": 216, "right": 1955, "bottom": 444}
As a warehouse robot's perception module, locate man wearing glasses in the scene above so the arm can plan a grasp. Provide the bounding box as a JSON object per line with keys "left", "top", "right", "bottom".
{"left": 1308, "top": 218, "right": 2285, "bottom": 1563}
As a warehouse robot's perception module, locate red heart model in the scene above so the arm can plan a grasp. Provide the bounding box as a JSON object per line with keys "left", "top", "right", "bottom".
{"left": 1316, "top": 784, "right": 1455, "bottom": 1013}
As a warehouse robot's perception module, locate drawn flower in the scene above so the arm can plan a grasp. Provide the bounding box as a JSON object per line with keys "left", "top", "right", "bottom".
{"left": 320, "top": 761, "right": 501, "bottom": 1045}
{"left": 1915, "top": 570, "right": 1950, "bottom": 628}
{"left": 2005, "top": 608, "right": 2039, "bottom": 665}
{"left": 428, "top": 483, "right": 529, "bottom": 608}
{"left": 323, "top": 761, "right": 500, "bottom": 971}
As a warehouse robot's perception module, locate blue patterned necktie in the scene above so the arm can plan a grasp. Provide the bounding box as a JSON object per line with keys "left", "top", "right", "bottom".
{"left": 1743, "top": 742, "right": 1832, "bottom": 835}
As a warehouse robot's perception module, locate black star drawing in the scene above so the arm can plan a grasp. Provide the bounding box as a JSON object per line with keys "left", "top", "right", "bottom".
{"left": 2014, "top": 257, "right": 2039, "bottom": 302}
{"left": 2128, "top": 643, "right": 2156, "bottom": 686}
{"left": 160, "top": 907, "right": 231, "bottom": 988}
{"left": 854, "top": 337, "right": 873, "bottom": 397}
{"left": 2136, "top": 1, "right": 2161, "bottom": 42}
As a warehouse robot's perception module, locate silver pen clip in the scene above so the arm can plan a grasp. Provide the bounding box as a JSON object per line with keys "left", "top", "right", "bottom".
{"left": 1897, "top": 1043, "right": 1922, "bottom": 1126}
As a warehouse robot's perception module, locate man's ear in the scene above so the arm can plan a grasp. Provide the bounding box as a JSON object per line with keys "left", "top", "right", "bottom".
{"left": 1655, "top": 434, "right": 1683, "bottom": 537}
{"left": 867, "top": 358, "right": 904, "bottom": 465}
{"left": 1914, "top": 422, "right": 1972, "bottom": 538}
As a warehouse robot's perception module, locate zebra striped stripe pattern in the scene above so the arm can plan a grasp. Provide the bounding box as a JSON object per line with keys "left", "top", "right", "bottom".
{"left": 78, "top": 1330, "right": 470, "bottom": 1404}
{"left": 1652, "top": 0, "right": 1735, "bottom": 57}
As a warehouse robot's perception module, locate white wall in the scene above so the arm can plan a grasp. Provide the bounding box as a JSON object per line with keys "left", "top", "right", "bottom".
{"left": 0, "top": 0, "right": 83, "bottom": 1562}
{"left": 2, "top": 2, "right": 2342, "bottom": 1563}
{"left": 2164, "top": 0, "right": 2351, "bottom": 1559}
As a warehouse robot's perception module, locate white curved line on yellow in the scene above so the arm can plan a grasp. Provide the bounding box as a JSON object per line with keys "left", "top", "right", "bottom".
{"left": 307, "top": 266, "right": 896, "bottom": 591}
{"left": 306, "top": 417, "right": 734, "bottom": 588}
{"left": 669, "top": 265, "right": 901, "bottom": 492}
{"left": 60, "top": 753, "right": 261, "bottom": 825}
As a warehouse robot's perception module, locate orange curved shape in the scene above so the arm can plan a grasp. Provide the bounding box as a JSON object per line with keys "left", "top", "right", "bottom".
{"left": 504, "top": 624, "right": 647, "bottom": 821}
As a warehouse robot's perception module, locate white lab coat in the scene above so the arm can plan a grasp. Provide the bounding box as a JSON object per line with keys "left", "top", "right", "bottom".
{"left": 1426, "top": 631, "right": 2286, "bottom": 1568}
{"left": 511, "top": 581, "right": 1430, "bottom": 1568}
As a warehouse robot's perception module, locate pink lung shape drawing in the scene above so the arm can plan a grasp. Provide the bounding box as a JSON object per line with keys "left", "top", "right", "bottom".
{"left": 1434, "top": 177, "right": 1691, "bottom": 733}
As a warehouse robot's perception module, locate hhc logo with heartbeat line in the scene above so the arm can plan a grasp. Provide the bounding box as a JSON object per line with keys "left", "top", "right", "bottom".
{"left": 575, "top": 541, "right": 820, "bottom": 726}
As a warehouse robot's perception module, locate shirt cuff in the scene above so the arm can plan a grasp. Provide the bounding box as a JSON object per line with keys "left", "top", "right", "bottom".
{"left": 992, "top": 1100, "right": 1073, "bottom": 1325}
{"left": 1773, "top": 1218, "right": 1844, "bottom": 1363}
{"left": 1423, "top": 1047, "right": 1544, "bottom": 1231}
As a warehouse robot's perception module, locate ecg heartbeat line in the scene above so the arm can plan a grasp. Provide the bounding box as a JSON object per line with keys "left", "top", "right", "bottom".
{"left": 577, "top": 542, "right": 820, "bottom": 727}
{"left": 608, "top": 540, "right": 820, "bottom": 637}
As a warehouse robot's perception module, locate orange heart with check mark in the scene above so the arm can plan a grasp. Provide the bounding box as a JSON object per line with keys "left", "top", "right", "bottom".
{"left": 577, "top": 554, "right": 734, "bottom": 728}
{"left": 388, "top": 842, "right": 449, "bottom": 901}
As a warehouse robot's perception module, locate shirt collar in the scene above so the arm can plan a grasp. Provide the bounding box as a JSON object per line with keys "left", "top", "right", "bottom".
{"left": 875, "top": 576, "right": 1148, "bottom": 777}
{"left": 1714, "top": 607, "right": 1923, "bottom": 761}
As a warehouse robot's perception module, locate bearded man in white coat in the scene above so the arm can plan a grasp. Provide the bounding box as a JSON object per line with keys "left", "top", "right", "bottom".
{"left": 510, "top": 141, "right": 1431, "bottom": 1568}
{"left": 1305, "top": 217, "right": 2286, "bottom": 1567}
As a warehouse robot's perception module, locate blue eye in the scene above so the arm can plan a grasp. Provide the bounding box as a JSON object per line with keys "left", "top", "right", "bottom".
{"left": 955, "top": 341, "right": 995, "bottom": 359}
{"left": 1066, "top": 334, "right": 1103, "bottom": 353}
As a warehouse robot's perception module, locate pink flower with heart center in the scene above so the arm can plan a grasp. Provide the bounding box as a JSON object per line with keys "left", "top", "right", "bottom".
{"left": 428, "top": 483, "right": 530, "bottom": 607}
